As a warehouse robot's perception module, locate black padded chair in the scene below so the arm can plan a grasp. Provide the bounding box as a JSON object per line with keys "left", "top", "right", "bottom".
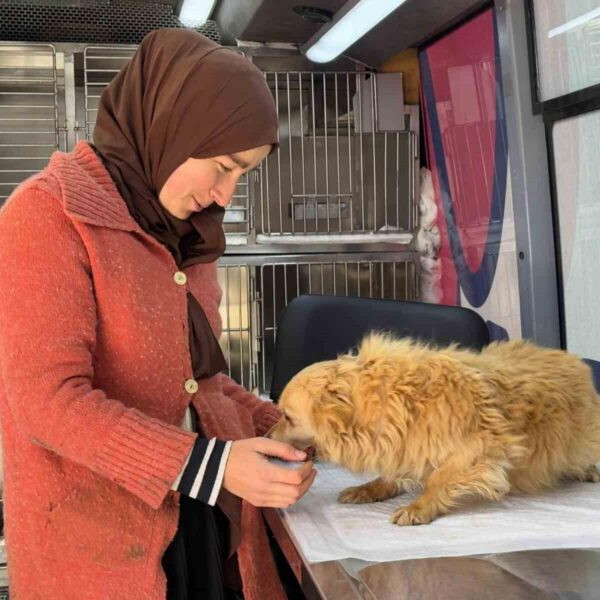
{"left": 270, "top": 295, "right": 490, "bottom": 402}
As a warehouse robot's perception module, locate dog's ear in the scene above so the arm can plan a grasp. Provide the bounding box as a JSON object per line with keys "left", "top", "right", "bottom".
{"left": 310, "top": 368, "right": 354, "bottom": 436}
{"left": 312, "top": 400, "right": 352, "bottom": 438}
{"left": 325, "top": 379, "right": 352, "bottom": 407}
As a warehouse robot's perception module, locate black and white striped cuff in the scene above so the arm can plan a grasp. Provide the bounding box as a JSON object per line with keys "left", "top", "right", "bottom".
{"left": 171, "top": 438, "right": 232, "bottom": 506}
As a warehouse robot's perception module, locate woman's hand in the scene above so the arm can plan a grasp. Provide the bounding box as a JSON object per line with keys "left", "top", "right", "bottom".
{"left": 223, "top": 438, "right": 317, "bottom": 508}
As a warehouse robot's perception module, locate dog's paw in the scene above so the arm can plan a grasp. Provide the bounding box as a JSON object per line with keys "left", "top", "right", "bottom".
{"left": 566, "top": 465, "right": 600, "bottom": 483}
{"left": 584, "top": 465, "right": 600, "bottom": 483}
{"left": 338, "top": 479, "right": 399, "bottom": 504}
{"left": 390, "top": 504, "right": 433, "bottom": 526}
{"left": 338, "top": 485, "right": 380, "bottom": 504}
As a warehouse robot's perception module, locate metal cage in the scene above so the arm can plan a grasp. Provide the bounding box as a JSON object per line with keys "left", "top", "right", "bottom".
{"left": 0, "top": 43, "right": 59, "bottom": 206}
{"left": 257, "top": 71, "right": 417, "bottom": 241}
{"left": 218, "top": 253, "right": 418, "bottom": 394}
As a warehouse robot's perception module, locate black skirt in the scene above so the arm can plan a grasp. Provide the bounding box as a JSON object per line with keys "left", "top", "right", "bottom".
{"left": 161, "top": 494, "right": 244, "bottom": 600}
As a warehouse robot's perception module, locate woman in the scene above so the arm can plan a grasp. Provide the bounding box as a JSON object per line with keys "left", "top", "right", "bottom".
{"left": 0, "top": 29, "right": 316, "bottom": 600}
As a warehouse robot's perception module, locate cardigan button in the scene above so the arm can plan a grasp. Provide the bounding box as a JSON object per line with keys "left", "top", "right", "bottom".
{"left": 184, "top": 379, "right": 199, "bottom": 394}
{"left": 173, "top": 271, "right": 187, "bottom": 286}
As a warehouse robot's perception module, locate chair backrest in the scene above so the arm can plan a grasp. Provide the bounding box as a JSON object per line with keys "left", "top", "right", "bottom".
{"left": 584, "top": 359, "right": 600, "bottom": 393}
{"left": 270, "top": 295, "right": 490, "bottom": 401}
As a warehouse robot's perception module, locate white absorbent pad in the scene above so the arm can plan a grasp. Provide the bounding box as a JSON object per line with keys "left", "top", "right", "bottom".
{"left": 281, "top": 462, "right": 600, "bottom": 564}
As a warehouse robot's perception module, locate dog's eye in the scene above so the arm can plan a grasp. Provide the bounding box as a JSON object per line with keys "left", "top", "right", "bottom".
{"left": 284, "top": 414, "right": 294, "bottom": 426}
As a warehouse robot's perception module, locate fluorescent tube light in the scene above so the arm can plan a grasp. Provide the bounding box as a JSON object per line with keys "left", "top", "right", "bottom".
{"left": 177, "top": 0, "right": 217, "bottom": 27}
{"left": 303, "top": 0, "right": 409, "bottom": 63}
{"left": 548, "top": 6, "right": 600, "bottom": 39}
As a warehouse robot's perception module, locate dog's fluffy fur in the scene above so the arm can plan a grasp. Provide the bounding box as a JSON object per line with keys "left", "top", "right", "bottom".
{"left": 268, "top": 334, "right": 600, "bottom": 525}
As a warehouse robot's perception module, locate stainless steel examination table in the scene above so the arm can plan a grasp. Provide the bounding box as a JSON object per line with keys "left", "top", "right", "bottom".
{"left": 264, "top": 507, "right": 600, "bottom": 600}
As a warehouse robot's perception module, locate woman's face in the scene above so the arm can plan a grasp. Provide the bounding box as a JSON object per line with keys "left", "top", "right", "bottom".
{"left": 159, "top": 144, "right": 272, "bottom": 219}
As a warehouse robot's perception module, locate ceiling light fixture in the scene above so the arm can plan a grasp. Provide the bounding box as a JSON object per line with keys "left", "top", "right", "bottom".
{"left": 177, "top": 0, "right": 217, "bottom": 28}
{"left": 302, "top": 0, "right": 409, "bottom": 63}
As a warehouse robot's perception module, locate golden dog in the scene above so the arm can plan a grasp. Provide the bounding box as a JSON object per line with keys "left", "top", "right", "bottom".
{"left": 268, "top": 333, "right": 600, "bottom": 525}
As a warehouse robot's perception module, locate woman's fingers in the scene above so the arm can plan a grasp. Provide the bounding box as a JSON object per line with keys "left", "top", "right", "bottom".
{"left": 267, "top": 459, "right": 314, "bottom": 484}
{"left": 261, "top": 469, "right": 317, "bottom": 507}
{"left": 260, "top": 498, "right": 299, "bottom": 509}
{"left": 297, "top": 468, "right": 317, "bottom": 500}
{"left": 251, "top": 437, "right": 306, "bottom": 461}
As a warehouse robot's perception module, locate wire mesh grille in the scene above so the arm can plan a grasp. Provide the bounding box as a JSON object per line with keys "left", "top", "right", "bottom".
{"left": 257, "top": 71, "right": 416, "bottom": 238}
{"left": 0, "top": 2, "right": 221, "bottom": 45}
{"left": 0, "top": 43, "right": 59, "bottom": 206}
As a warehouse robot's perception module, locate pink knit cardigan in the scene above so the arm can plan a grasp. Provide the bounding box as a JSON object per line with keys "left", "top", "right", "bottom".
{"left": 0, "top": 142, "right": 285, "bottom": 600}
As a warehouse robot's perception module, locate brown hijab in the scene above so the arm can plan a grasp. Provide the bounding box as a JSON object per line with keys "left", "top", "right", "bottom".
{"left": 93, "top": 28, "right": 278, "bottom": 265}
{"left": 93, "top": 29, "right": 279, "bottom": 379}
